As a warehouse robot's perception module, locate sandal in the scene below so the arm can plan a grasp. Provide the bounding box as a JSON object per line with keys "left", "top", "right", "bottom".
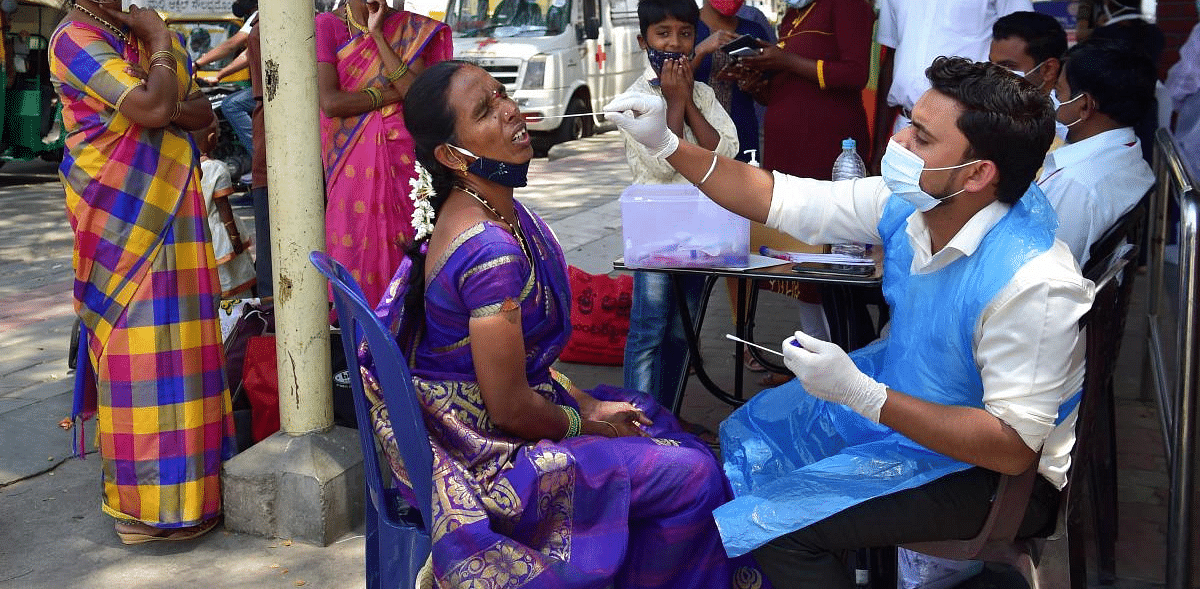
{"left": 115, "top": 517, "right": 220, "bottom": 545}
{"left": 740, "top": 349, "right": 767, "bottom": 373}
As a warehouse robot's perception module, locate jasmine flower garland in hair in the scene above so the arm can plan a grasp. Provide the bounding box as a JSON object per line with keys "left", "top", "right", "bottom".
{"left": 409, "top": 162, "right": 436, "bottom": 241}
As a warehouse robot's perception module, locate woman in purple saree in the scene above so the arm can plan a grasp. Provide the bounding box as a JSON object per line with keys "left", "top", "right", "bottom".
{"left": 360, "top": 62, "right": 766, "bottom": 588}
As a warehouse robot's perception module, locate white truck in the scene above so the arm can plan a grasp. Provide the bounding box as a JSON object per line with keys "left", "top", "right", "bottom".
{"left": 443, "top": 0, "right": 644, "bottom": 155}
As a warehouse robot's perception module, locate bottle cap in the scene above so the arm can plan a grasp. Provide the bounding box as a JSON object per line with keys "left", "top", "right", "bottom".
{"left": 841, "top": 138, "right": 856, "bottom": 150}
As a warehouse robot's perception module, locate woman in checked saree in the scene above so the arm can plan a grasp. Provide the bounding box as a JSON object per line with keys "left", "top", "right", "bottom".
{"left": 357, "top": 61, "right": 769, "bottom": 588}
{"left": 50, "top": 0, "right": 234, "bottom": 544}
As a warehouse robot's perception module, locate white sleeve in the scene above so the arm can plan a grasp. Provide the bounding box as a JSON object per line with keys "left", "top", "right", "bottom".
{"left": 977, "top": 243, "right": 1093, "bottom": 452}
{"left": 239, "top": 12, "right": 259, "bottom": 34}
{"left": 765, "top": 173, "right": 889, "bottom": 245}
{"left": 876, "top": 0, "right": 899, "bottom": 49}
{"left": 213, "top": 164, "right": 233, "bottom": 194}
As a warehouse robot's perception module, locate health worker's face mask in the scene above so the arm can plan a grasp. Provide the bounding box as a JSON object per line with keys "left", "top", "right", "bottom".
{"left": 710, "top": 0, "right": 745, "bottom": 16}
{"left": 881, "top": 140, "right": 980, "bottom": 212}
{"left": 646, "top": 47, "right": 693, "bottom": 77}
{"left": 450, "top": 145, "right": 529, "bottom": 188}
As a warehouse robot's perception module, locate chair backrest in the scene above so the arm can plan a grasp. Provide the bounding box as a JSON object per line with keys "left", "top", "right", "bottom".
{"left": 902, "top": 243, "right": 1139, "bottom": 586}
{"left": 309, "top": 251, "right": 434, "bottom": 527}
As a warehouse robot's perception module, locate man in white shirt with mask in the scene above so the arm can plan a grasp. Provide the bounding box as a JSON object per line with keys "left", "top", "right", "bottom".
{"left": 989, "top": 10, "right": 1069, "bottom": 143}
{"left": 1039, "top": 37, "right": 1155, "bottom": 266}
{"left": 605, "top": 56, "right": 1092, "bottom": 587}
{"left": 869, "top": 0, "right": 1031, "bottom": 172}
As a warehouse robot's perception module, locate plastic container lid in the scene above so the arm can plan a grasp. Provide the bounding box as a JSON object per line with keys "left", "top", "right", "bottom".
{"left": 841, "top": 138, "right": 856, "bottom": 150}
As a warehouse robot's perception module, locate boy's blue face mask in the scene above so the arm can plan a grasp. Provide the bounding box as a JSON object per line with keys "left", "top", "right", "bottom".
{"left": 646, "top": 47, "right": 693, "bottom": 79}
{"left": 451, "top": 145, "right": 529, "bottom": 188}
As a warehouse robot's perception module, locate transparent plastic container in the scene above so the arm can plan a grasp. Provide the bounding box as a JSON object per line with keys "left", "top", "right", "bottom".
{"left": 620, "top": 184, "right": 750, "bottom": 268}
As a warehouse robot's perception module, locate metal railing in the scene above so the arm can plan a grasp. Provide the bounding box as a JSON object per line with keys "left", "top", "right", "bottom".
{"left": 1147, "top": 128, "right": 1198, "bottom": 589}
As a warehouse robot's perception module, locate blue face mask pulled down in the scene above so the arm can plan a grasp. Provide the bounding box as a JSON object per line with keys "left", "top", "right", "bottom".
{"left": 451, "top": 145, "right": 529, "bottom": 188}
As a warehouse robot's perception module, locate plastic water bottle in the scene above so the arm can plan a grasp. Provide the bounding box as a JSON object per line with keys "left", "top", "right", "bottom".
{"left": 830, "top": 138, "right": 868, "bottom": 258}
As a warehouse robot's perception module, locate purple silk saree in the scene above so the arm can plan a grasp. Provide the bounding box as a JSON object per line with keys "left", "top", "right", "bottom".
{"left": 361, "top": 202, "right": 766, "bottom": 588}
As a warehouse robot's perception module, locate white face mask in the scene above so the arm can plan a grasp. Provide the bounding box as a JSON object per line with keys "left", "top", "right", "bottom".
{"left": 786, "top": 0, "right": 816, "bottom": 8}
{"left": 1006, "top": 59, "right": 1045, "bottom": 80}
{"left": 881, "top": 140, "right": 980, "bottom": 212}
{"left": 1051, "top": 89, "right": 1086, "bottom": 127}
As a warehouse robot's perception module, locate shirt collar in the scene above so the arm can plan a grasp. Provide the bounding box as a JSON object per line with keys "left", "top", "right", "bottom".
{"left": 1042, "top": 127, "right": 1139, "bottom": 176}
{"left": 905, "top": 199, "right": 1012, "bottom": 273}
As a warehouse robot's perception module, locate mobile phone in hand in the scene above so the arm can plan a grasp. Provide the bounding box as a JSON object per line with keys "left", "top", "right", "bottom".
{"left": 721, "top": 34, "right": 761, "bottom": 56}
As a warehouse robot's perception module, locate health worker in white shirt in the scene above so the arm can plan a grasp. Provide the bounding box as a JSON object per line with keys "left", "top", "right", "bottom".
{"left": 604, "top": 56, "right": 1093, "bottom": 588}
{"left": 1039, "top": 37, "right": 1156, "bottom": 267}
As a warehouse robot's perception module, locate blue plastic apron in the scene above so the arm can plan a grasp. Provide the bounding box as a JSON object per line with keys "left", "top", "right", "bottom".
{"left": 715, "top": 183, "right": 1059, "bottom": 557}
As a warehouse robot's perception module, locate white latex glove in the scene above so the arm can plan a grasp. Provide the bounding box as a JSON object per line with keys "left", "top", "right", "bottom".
{"left": 602, "top": 92, "right": 680, "bottom": 159}
{"left": 782, "top": 330, "right": 888, "bottom": 422}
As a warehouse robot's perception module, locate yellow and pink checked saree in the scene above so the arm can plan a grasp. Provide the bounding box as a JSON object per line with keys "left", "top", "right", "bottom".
{"left": 50, "top": 21, "right": 235, "bottom": 529}
{"left": 316, "top": 9, "right": 451, "bottom": 306}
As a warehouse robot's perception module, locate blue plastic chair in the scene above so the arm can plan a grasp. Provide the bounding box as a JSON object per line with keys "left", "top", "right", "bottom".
{"left": 310, "top": 251, "right": 433, "bottom": 589}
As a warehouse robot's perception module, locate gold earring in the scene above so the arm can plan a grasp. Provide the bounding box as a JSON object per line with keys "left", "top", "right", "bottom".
{"left": 458, "top": 161, "right": 468, "bottom": 172}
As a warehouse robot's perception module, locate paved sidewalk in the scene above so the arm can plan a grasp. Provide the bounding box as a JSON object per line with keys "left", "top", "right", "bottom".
{"left": 0, "top": 133, "right": 1183, "bottom": 588}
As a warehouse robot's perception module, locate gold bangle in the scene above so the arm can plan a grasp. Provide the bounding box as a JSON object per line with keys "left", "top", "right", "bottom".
{"left": 149, "top": 50, "right": 175, "bottom": 63}
{"left": 816, "top": 59, "right": 826, "bottom": 90}
{"left": 385, "top": 63, "right": 408, "bottom": 82}
{"left": 560, "top": 406, "right": 581, "bottom": 438}
{"left": 151, "top": 62, "right": 177, "bottom": 75}
{"left": 362, "top": 86, "right": 382, "bottom": 110}
{"left": 598, "top": 420, "right": 619, "bottom": 438}
{"left": 551, "top": 369, "right": 574, "bottom": 391}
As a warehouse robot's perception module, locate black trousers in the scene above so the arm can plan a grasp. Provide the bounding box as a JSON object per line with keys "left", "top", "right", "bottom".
{"left": 250, "top": 186, "right": 272, "bottom": 298}
{"left": 751, "top": 467, "right": 1060, "bottom": 588}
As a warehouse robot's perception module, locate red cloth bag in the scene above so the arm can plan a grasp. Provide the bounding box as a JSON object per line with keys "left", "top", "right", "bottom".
{"left": 241, "top": 335, "right": 281, "bottom": 442}
{"left": 559, "top": 266, "right": 633, "bottom": 366}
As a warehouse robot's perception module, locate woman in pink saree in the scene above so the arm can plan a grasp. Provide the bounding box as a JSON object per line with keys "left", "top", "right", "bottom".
{"left": 317, "top": 0, "right": 452, "bottom": 306}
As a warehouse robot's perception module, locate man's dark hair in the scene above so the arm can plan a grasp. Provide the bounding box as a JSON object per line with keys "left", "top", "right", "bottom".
{"left": 637, "top": 0, "right": 699, "bottom": 38}
{"left": 1061, "top": 37, "right": 1156, "bottom": 128}
{"left": 992, "top": 11, "right": 1067, "bottom": 64}
{"left": 925, "top": 56, "right": 1055, "bottom": 204}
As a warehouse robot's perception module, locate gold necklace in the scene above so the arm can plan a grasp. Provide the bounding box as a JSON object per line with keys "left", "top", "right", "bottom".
{"left": 345, "top": 4, "right": 369, "bottom": 35}
{"left": 456, "top": 183, "right": 530, "bottom": 259}
{"left": 74, "top": 2, "right": 129, "bottom": 44}
{"left": 776, "top": 3, "right": 831, "bottom": 48}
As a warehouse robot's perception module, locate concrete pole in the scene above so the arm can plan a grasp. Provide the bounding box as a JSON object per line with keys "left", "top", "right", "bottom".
{"left": 259, "top": 0, "right": 332, "bottom": 434}
{"left": 221, "top": 2, "right": 363, "bottom": 546}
